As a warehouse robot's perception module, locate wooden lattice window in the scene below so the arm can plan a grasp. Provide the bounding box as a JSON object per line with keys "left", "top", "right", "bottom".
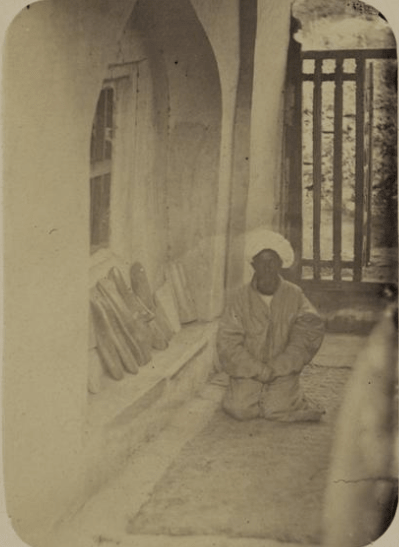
{"left": 90, "top": 87, "right": 114, "bottom": 253}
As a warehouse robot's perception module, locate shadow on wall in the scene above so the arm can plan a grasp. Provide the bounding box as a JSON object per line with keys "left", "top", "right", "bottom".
{"left": 134, "top": 0, "right": 222, "bottom": 320}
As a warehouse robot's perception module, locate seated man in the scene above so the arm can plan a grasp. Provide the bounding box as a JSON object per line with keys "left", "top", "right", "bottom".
{"left": 217, "top": 228, "right": 325, "bottom": 422}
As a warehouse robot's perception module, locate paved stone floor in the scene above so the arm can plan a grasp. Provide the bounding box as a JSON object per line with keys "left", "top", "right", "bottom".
{"left": 127, "top": 367, "right": 349, "bottom": 543}
{"left": 43, "top": 334, "right": 365, "bottom": 547}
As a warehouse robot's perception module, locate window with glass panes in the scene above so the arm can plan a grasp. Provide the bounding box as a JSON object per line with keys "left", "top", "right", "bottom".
{"left": 90, "top": 86, "right": 114, "bottom": 252}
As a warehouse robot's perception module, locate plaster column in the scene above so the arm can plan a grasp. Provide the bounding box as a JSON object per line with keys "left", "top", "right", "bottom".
{"left": 207, "top": 87, "right": 240, "bottom": 318}
{"left": 190, "top": 0, "right": 240, "bottom": 319}
{"left": 246, "top": 0, "right": 292, "bottom": 232}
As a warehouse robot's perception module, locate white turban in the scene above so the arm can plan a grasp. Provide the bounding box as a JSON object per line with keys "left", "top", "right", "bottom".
{"left": 245, "top": 227, "right": 295, "bottom": 269}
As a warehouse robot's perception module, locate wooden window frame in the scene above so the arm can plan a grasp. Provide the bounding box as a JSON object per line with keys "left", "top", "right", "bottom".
{"left": 90, "top": 85, "right": 115, "bottom": 254}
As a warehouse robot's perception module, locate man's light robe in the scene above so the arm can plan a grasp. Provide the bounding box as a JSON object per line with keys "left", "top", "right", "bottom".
{"left": 217, "top": 277, "right": 325, "bottom": 420}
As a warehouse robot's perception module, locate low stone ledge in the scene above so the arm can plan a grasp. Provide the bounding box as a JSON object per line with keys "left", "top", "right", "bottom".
{"left": 86, "top": 322, "right": 217, "bottom": 432}
{"left": 80, "top": 321, "right": 218, "bottom": 506}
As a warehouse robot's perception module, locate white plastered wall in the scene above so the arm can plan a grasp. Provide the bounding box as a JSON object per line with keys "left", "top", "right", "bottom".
{"left": 2, "top": 0, "right": 139, "bottom": 540}
{"left": 1, "top": 0, "right": 238, "bottom": 540}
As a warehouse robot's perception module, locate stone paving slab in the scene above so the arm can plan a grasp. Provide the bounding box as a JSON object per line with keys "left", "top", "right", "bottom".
{"left": 314, "top": 333, "right": 366, "bottom": 368}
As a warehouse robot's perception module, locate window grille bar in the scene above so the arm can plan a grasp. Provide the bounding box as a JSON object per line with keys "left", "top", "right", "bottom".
{"left": 90, "top": 159, "right": 112, "bottom": 178}
{"left": 93, "top": 91, "right": 105, "bottom": 162}
{"left": 303, "top": 73, "right": 356, "bottom": 82}
{"left": 365, "top": 63, "right": 374, "bottom": 264}
{"left": 302, "top": 258, "right": 354, "bottom": 268}
{"left": 291, "top": 56, "right": 303, "bottom": 273}
{"left": 90, "top": 176, "right": 101, "bottom": 247}
{"left": 303, "top": 49, "right": 397, "bottom": 60}
{"left": 103, "top": 88, "right": 113, "bottom": 161}
{"left": 354, "top": 57, "right": 366, "bottom": 282}
{"left": 333, "top": 58, "right": 344, "bottom": 281}
{"left": 313, "top": 58, "right": 323, "bottom": 280}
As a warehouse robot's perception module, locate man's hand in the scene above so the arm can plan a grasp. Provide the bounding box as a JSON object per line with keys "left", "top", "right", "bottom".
{"left": 256, "top": 364, "right": 274, "bottom": 384}
{"left": 268, "top": 353, "right": 303, "bottom": 379}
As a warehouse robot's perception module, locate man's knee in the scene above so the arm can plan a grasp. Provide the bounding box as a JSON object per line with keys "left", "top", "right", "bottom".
{"left": 222, "top": 398, "right": 260, "bottom": 421}
{"left": 222, "top": 378, "right": 263, "bottom": 421}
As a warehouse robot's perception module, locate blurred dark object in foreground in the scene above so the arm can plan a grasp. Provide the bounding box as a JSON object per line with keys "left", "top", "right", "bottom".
{"left": 323, "top": 300, "right": 398, "bottom": 547}
{"left": 379, "top": 283, "right": 398, "bottom": 304}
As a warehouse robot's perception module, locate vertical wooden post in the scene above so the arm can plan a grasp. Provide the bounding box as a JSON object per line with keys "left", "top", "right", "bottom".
{"left": 366, "top": 63, "right": 374, "bottom": 264}
{"left": 333, "top": 57, "right": 344, "bottom": 281}
{"left": 291, "top": 44, "right": 303, "bottom": 281}
{"left": 281, "top": 16, "right": 303, "bottom": 283}
{"left": 354, "top": 56, "right": 365, "bottom": 282}
{"left": 313, "top": 58, "right": 322, "bottom": 280}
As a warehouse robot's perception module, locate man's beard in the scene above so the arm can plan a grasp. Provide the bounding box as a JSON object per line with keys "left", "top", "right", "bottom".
{"left": 256, "top": 275, "right": 280, "bottom": 295}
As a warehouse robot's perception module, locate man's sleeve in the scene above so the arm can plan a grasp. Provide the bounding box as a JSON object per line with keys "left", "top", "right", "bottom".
{"left": 270, "top": 290, "right": 325, "bottom": 379}
{"left": 216, "top": 294, "right": 271, "bottom": 380}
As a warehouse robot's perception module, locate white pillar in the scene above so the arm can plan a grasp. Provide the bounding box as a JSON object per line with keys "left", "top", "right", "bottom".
{"left": 207, "top": 87, "right": 239, "bottom": 318}
{"left": 247, "top": 0, "right": 292, "bottom": 232}
{"left": 190, "top": 0, "right": 240, "bottom": 319}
